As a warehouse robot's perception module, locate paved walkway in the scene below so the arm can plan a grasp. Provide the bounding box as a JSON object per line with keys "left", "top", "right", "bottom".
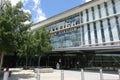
{"left": 8, "top": 68, "right": 119, "bottom": 80}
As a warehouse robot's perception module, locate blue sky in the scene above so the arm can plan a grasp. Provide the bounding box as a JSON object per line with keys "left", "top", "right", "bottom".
{"left": 10, "top": 0, "right": 85, "bottom": 23}
{"left": 41, "top": 0, "right": 85, "bottom": 18}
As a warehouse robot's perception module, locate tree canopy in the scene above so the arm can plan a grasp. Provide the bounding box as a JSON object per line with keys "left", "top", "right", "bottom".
{"left": 0, "top": 1, "right": 53, "bottom": 68}
{"left": 34, "top": 28, "right": 53, "bottom": 67}
{"left": 0, "top": 1, "right": 32, "bottom": 67}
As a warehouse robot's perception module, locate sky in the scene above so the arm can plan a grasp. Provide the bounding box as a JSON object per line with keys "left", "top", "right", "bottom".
{"left": 10, "top": 0, "right": 87, "bottom": 23}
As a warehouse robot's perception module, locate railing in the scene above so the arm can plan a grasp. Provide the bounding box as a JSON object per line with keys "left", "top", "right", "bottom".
{"left": 35, "top": 68, "right": 120, "bottom": 80}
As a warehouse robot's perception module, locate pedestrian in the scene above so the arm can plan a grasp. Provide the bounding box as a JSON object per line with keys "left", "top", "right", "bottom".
{"left": 56, "top": 62, "right": 60, "bottom": 69}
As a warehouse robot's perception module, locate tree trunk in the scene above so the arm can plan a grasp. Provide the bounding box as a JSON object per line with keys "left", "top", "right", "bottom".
{"left": 0, "top": 51, "right": 5, "bottom": 68}
{"left": 30, "top": 57, "right": 32, "bottom": 67}
{"left": 25, "top": 56, "right": 28, "bottom": 69}
{"left": 38, "top": 56, "right": 41, "bottom": 67}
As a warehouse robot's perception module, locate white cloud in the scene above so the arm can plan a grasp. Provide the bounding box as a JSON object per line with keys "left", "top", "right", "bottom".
{"left": 10, "top": 0, "right": 31, "bottom": 14}
{"left": 35, "top": 15, "right": 46, "bottom": 23}
{"left": 32, "top": 0, "right": 40, "bottom": 10}
{"left": 23, "top": 9, "right": 31, "bottom": 14}
{"left": 86, "top": 0, "right": 91, "bottom": 2}
{"left": 10, "top": 0, "right": 30, "bottom": 14}
{"left": 24, "top": 20, "right": 31, "bottom": 25}
{"left": 35, "top": 12, "right": 46, "bottom": 23}
{"left": 33, "top": 7, "right": 46, "bottom": 23}
{"left": 32, "top": 0, "right": 46, "bottom": 23}
{"left": 10, "top": 0, "right": 46, "bottom": 23}
{"left": 10, "top": 0, "right": 20, "bottom": 6}
{"left": 10, "top": 0, "right": 29, "bottom": 6}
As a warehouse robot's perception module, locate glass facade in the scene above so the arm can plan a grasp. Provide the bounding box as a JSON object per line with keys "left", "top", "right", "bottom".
{"left": 47, "top": 0, "right": 120, "bottom": 49}
{"left": 51, "top": 27, "right": 82, "bottom": 48}
{"left": 31, "top": 0, "right": 120, "bottom": 70}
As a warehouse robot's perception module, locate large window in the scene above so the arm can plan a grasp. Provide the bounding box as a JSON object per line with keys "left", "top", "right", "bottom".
{"left": 100, "top": 20, "right": 105, "bottom": 42}
{"left": 60, "top": 26, "right": 63, "bottom": 29}
{"left": 87, "top": 24, "right": 91, "bottom": 44}
{"left": 86, "top": 9, "right": 89, "bottom": 22}
{"left": 111, "top": 0, "right": 116, "bottom": 14}
{"left": 82, "top": 26, "right": 85, "bottom": 45}
{"left": 91, "top": 7, "right": 95, "bottom": 20}
{"left": 97, "top": 5, "right": 101, "bottom": 18}
{"left": 64, "top": 25, "right": 66, "bottom": 28}
{"left": 81, "top": 12, "right": 83, "bottom": 23}
{"left": 115, "top": 16, "right": 120, "bottom": 40}
{"left": 77, "top": 27, "right": 82, "bottom": 46}
{"left": 107, "top": 18, "right": 113, "bottom": 41}
{"left": 93, "top": 22, "right": 98, "bottom": 43}
{"left": 104, "top": 2, "right": 109, "bottom": 16}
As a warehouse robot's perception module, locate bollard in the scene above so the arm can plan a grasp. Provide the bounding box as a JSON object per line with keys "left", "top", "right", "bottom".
{"left": 81, "top": 69, "right": 85, "bottom": 80}
{"left": 118, "top": 69, "right": 120, "bottom": 80}
{"left": 100, "top": 69, "right": 103, "bottom": 80}
{"left": 36, "top": 70, "right": 40, "bottom": 80}
{"left": 3, "top": 71, "right": 9, "bottom": 80}
{"left": 61, "top": 70, "right": 64, "bottom": 80}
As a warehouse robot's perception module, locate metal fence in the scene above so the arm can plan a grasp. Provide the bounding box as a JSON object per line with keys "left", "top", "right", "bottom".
{"left": 35, "top": 68, "right": 120, "bottom": 80}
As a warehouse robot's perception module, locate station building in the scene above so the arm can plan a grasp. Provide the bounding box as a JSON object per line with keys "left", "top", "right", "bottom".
{"left": 32, "top": 0, "right": 120, "bottom": 70}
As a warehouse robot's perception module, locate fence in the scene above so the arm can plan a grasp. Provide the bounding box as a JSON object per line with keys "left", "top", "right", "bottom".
{"left": 35, "top": 68, "right": 120, "bottom": 80}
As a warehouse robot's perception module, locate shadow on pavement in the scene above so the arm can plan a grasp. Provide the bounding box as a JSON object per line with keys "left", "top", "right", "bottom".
{"left": 9, "top": 73, "right": 34, "bottom": 80}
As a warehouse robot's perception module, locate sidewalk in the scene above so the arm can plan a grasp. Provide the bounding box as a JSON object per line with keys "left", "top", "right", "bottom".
{"left": 8, "top": 68, "right": 119, "bottom": 80}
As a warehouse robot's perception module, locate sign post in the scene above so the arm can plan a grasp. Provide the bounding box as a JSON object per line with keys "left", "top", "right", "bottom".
{"left": 61, "top": 70, "right": 64, "bottom": 80}
{"left": 3, "top": 71, "right": 9, "bottom": 80}
{"left": 81, "top": 69, "right": 85, "bottom": 80}
{"left": 118, "top": 69, "right": 120, "bottom": 80}
{"left": 100, "top": 69, "right": 103, "bottom": 80}
{"left": 36, "top": 69, "right": 40, "bottom": 80}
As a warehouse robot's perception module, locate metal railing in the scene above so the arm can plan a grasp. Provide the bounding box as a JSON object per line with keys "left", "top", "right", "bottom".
{"left": 35, "top": 68, "right": 120, "bottom": 80}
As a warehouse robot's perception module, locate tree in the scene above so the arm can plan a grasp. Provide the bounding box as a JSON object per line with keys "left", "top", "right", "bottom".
{"left": 34, "top": 28, "right": 53, "bottom": 67}
{"left": 0, "top": 1, "right": 31, "bottom": 68}
{"left": 19, "top": 32, "right": 35, "bottom": 69}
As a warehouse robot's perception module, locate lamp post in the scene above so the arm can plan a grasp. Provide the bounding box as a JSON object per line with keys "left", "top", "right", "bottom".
{"left": 59, "top": 58, "right": 64, "bottom": 80}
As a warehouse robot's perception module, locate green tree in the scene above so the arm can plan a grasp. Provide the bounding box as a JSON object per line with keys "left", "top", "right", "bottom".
{"left": 0, "top": 1, "right": 31, "bottom": 67}
{"left": 19, "top": 32, "right": 35, "bottom": 69}
{"left": 34, "top": 28, "right": 53, "bottom": 67}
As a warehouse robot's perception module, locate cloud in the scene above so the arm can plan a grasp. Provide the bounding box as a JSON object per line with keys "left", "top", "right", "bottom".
{"left": 10, "top": 0, "right": 29, "bottom": 6}
{"left": 32, "top": 0, "right": 46, "bottom": 23}
{"left": 34, "top": 12, "right": 46, "bottom": 23}
{"left": 32, "top": 0, "right": 40, "bottom": 10}
{"left": 23, "top": 9, "right": 31, "bottom": 14}
{"left": 33, "top": 8, "right": 46, "bottom": 23}
{"left": 10, "top": 0, "right": 46, "bottom": 23}
{"left": 10, "top": 0, "right": 31, "bottom": 16}
{"left": 24, "top": 20, "right": 31, "bottom": 25}
{"left": 85, "top": 0, "right": 91, "bottom": 2}
{"left": 10, "top": 0, "right": 20, "bottom": 6}
{"left": 33, "top": 7, "right": 46, "bottom": 23}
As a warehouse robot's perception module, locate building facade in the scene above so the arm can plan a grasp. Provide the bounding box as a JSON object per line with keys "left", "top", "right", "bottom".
{"left": 32, "top": 0, "right": 120, "bottom": 70}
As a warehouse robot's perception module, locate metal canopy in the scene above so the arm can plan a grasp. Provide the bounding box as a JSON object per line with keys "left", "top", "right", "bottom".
{"left": 52, "top": 45, "right": 120, "bottom": 52}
